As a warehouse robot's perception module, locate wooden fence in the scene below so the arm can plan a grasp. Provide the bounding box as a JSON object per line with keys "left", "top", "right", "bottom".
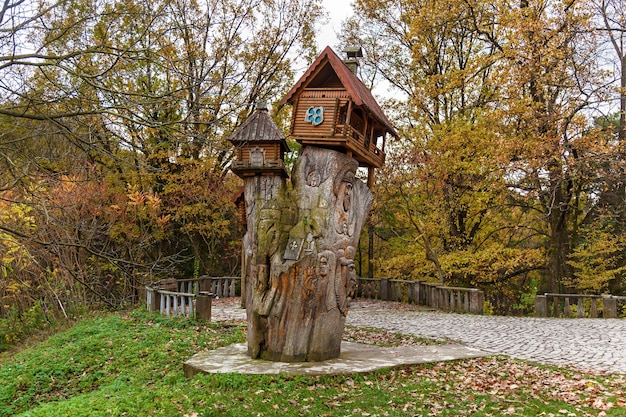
{"left": 356, "top": 278, "right": 484, "bottom": 314}
{"left": 146, "top": 276, "right": 484, "bottom": 317}
{"left": 535, "top": 293, "right": 626, "bottom": 318}
{"left": 145, "top": 276, "right": 241, "bottom": 319}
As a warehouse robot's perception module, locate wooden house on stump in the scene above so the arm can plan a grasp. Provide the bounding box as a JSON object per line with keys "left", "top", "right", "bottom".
{"left": 281, "top": 46, "right": 398, "bottom": 185}
{"left": 228, "top": 101, "right": 289, "bottom": 178}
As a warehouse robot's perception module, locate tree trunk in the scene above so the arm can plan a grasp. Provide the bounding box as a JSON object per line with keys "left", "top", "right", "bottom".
{"left": 546, "top": 174, "right": 573, "bottom": 294}
{"left": 618, "top": 54, "right": 626, "bottom": 145}
{"left": 368, "top": 222, "right": 374, "bottom": 278}
{"left": 243, "top": 147, "right": 373, "bottom": 362}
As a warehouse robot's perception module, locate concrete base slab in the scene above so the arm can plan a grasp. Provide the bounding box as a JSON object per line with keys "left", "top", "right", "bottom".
{"left": 184, "top": 342, "right": 489, "bottom": 377}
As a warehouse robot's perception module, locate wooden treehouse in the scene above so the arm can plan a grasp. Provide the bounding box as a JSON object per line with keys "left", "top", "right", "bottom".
{"left": 228, "top": 101, "right": 289, "bottom": 178}
{"left": 281, "top": 46, "right": 398, "bottom": 183}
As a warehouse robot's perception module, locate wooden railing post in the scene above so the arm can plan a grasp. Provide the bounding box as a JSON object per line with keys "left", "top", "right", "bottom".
{"left": 440, "top": 287, "right": 448, "bottom": 311}
{"left": 431, "top": 284, "right": 439, "bottom": 309}
{"left": 591, "top": 298, "right": 598, "bottom": 318}
{"left": 603, "top": 295, "right": 617, "bottom": 318}
{"left": 146, "top": 286, "right": 157, "bottom": 312}
{"left": 535, "top": 295, "right": 548, "bottom": 317}
{"left": 577, "top": 298, "right": 585, "bottom": 318}
{"left": 469, "top": 289, "right": 484, "bottom": 314}
{"left": 196, "top": 292, "right": 213, "bottom": 322}
{"left": 564, "top": 297, "right": 571, "bottom": 318}
{"left": 199, "top": 276, "right": 212, "bottom": 293}
{"left": 229, "top": 277, "right": 236, "bottom": 297}
{"left": 410, "top": 281, "right": 420, "bottom": 304}
{"left": 552, "top": 296, "right": 560, "bottom": 317}
{"left": 378, "top": 278, "right": 389, "bottom": 300}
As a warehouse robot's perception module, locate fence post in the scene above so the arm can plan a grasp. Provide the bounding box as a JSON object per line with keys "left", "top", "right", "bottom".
{"left": 603, "top": 295, "right": 617, "bottom": 318}
{"left": 417, "top": 282, "right": 426, "bottom": 305}
{"left": 199, "top": 276, "right": 212, "bottom": 292}
{"left": 438, "top": 286, "right": 445, "bottom": 309}
{"left": 577, "top": 298, "right": 585, "bottom": 318}
{"left": 552, "top": 296, "right": 560, "bottom": 317}
{"left": 469, "top": 289, "right": 484, "bottom": 314}
{"left": 430, "top": 285, "right": 439, "bottom": 309}
{"left": 411, "top": 281, "right": 420, "bottom": 304}
{"left": 591, "top": 298, "right": 598, "bottom": 318}
{"left": 535, "top": 295, "right": 547, "bottom": 317}
{"left": 564, "top": 297, "right": 571, "bottom": 318}
{"left": 378, "top": 278, "right": 389, "bottom": 300}
{"left": 229, "top": 277, "right": 236, "bottom": 297}
{"left": 196, "top": 292, "right": 213, "bottom": 322}
{"left": 146, "top": 286, "right": 157, "bottom": 312}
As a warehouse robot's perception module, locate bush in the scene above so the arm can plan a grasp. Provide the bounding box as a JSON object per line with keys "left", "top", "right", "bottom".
{"left": 0, "top": 303, "right": 50, "bottom": 351}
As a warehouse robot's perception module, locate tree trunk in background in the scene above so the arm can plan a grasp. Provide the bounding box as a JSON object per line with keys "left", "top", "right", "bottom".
{"left": 368, "top": 222, "right": 374, "bottom": 278}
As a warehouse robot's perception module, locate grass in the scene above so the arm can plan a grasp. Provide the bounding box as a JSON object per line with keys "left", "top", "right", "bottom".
{"left": 1, "top": 309, "right": 624, "bottom": 417}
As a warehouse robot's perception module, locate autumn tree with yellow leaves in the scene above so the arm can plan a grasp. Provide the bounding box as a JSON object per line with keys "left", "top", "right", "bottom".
{"left": 0, "top": 0, "right": 324, "bottom": 345}
{"left": 343, "top": 0, "right": 622, "bottom": 312}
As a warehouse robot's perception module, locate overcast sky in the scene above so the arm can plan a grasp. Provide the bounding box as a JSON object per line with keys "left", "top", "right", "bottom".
{"left": 318, "top": 0, "right": 354, "bottom": 50}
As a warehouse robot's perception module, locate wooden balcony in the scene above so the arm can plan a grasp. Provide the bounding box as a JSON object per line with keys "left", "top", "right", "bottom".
{"left": 230, "top": 159, "right": 289, "bottom": 177}
{"left": 298, "top": 123, "right": 385, "bottom": 168}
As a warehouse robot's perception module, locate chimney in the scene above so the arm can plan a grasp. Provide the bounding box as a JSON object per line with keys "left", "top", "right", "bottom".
{"left": 256, "top": 100, "right": 269, "bottom": 112}
{"left": 343, "top": 46, "right": 363, "bottom": 74}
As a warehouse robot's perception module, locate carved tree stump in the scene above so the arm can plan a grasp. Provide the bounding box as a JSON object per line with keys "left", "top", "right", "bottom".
{"left": 242, "top": 146, "right": 372, "bottom": 362}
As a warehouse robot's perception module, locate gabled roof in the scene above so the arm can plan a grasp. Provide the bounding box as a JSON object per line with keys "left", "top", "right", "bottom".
{"left": 227, "top": 103, "right": 287, "bottom": 149}
{"left": 281, "top": 46, "right": 398, "bottom": 138}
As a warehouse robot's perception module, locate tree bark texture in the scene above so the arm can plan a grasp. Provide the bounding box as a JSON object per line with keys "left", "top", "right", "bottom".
{"left": 242, "top": 146, "right": 373, "bottom": 362}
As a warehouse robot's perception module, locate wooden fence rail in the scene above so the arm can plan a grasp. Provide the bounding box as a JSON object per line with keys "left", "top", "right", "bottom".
{"left": 147, "top": 276, "right": 483, "bottom": 317}
{"left": 145, "top": 276, "right": 241, "bottom": 320}
{"left": 535, "top": 293, "right": 626, "bottom": 318}
{"left": 175, "top": 276, "right": 240, "bottom": 298}
{"left": 356, "top": 278, "right": 484, "bottom": 314}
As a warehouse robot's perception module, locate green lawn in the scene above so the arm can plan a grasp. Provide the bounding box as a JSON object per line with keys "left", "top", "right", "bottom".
{"left": 1, "top": 310, "right": 624, "bottom": 416}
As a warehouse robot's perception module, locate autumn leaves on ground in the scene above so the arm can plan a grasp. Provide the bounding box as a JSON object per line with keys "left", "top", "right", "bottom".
{"left": 1, "top": 310, "right": 624, "bottom": 417}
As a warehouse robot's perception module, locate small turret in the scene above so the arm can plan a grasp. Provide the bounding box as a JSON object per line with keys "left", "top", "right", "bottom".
{"left": 228, "top": 102, "right": 289, "bottom": 178}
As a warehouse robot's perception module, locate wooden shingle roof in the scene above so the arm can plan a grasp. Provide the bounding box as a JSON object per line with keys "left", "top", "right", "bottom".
{"left": 227, "top": 103, "right": 287, "bottom": 149}
{"left": 281, "top": 46, "right": 398, "bottom": 138}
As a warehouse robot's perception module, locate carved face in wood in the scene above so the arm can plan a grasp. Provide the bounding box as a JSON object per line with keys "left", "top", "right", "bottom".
{"left": 307, "top": 171, "right": 321, "bottom": 187}
{"left": 334, "top": 170, "right": 356, "bottom": 237}
{"left": 318, "top": 254, "right": 330, "bottom": 277}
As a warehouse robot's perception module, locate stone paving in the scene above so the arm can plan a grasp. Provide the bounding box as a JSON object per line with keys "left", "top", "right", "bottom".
{"left": 210, "top": 298, "right": 626, "bottom": 374}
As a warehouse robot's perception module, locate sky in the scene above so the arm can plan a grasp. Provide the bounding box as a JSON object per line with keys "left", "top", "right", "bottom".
{"left": 318, "top": 0, "right": 354, "bottom": 50}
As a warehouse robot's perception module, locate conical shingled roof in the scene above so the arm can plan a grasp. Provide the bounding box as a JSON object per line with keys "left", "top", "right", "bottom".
{"left": 281, "top": 46, "right": 398, "bottom": 138}
{"left": 227, "top": 103, "right": 287, "bottom": 149}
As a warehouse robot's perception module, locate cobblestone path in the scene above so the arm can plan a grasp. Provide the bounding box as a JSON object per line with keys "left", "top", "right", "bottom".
{"left": 211, "top": 298, "right": 626, "bottom": 374}
{"left": 347, "top": 301, "right": 626, "bottom": 374}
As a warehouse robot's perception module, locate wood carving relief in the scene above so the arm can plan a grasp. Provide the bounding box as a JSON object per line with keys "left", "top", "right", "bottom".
{"left": 242, "top": 146, "right": 372, "bottom": 362}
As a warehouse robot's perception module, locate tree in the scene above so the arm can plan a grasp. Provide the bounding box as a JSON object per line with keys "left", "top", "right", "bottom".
{"left": 496, "top": 0, "right": 609, "bottom": 293}
{"left": 0, "top": 0, "right": 325, "bottom": 337}
{"left": 341, "top": 0, "right": 614, "bottom": 311}
{"left": 342, "top": 0, "right": 539, "bottom": 282}
{"left": 596, "top": 0, "right": 626, "bottom": 143}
